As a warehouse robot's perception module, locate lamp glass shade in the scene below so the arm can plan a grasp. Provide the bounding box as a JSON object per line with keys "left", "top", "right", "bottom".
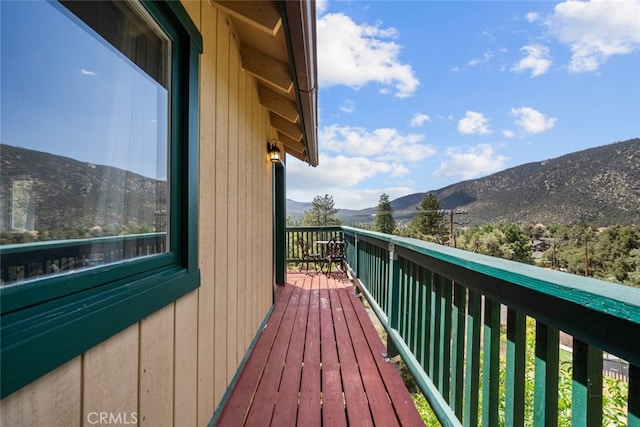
{"left": 268, "top": 143, "right": 281, "bottom": 163}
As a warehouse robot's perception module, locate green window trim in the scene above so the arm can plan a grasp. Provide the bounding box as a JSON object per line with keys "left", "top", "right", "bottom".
{"left": 274, "top": 162, "right": 286, "bottom": 285}
{"left": 0, "top": 0, "right": 202, "bottom": 399}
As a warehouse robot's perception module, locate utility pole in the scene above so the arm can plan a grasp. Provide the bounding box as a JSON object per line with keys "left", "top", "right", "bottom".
{"left": 584, "top": 234, "right": 589, "bottom": 277}
{"left": 437, "top": 209, "right": 469, "bottom": 247}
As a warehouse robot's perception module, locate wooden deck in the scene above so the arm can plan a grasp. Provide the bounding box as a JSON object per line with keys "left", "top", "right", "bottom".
{"left": 214, "top": 272, "right": 425, "bottom": 426}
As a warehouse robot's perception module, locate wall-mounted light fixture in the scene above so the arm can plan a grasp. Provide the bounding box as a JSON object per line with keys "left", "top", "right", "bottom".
{"left": 267, "top": 140, "right": 281, "bottom": 163}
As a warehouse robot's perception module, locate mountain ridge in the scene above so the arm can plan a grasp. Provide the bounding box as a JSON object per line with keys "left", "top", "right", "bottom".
{"left": 1, "top": 144, "right": 165, "bottom": 231}
{"left": 288, "top": 138, "right": 640, "bottom": 226}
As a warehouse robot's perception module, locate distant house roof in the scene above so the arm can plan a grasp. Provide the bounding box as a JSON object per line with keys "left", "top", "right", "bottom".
{"left": 214, "top": 1, "right": 318, "bottom": 166}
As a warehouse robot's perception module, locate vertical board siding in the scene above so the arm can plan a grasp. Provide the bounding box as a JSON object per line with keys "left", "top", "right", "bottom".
{"left": 213, "top": 8, "right": 231, "bottom": 406}
{"left": 139, "top": 303, "right": 175, "bottom": 427}
{"left": 174, "top": 291, "right": 198, "bottom": 427}
{"left": 227, "top": 18, "right": 240, "bottom": 384}
{"left": 82, "top": 325, "right": 139, "bottom": 424}
{"left": 236, "top": 69, "right": 248, "bottom": 371}
{"left": 197, "top": 2, "right": 218, "bottom": 424}
{"left": 1, "top": 2, "right": 278, "bottom": 425}
{"left": 0, "top": 357, "right": 82, "bottom": 427}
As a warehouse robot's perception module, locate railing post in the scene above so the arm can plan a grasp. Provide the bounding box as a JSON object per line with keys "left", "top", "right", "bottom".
{"left": 387, "top": 242, "right": 400, "bottom": 357}
{"left": 572, "top": 339, "right": 602, "bottom": 426}
{"left": 354, "top": 233, "right": 359, "bottom": 277}
{"left": 534, "top": 321, "right": 560, "bottom": 426}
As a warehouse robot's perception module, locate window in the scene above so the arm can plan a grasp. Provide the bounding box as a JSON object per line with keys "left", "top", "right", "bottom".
{"left": 0, "top": 0, "right": 202, "bottom": 398}
{"left": 1, "top": 0, "right": 171, "bottom": 284}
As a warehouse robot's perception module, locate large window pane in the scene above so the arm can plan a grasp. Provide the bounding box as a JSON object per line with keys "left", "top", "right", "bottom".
{"left": 0, "top": 0, "right": 171, "bottom": 285}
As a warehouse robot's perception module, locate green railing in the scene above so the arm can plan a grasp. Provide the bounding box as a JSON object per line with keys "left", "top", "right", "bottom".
{"left": 286, "top": 226, "right": 640, "bottom": 426}
{"left": 286, "top": 226, "right": 343, "bottom": 265}
{"left": 1, "top": 233, "right": 166, "bottom": 285}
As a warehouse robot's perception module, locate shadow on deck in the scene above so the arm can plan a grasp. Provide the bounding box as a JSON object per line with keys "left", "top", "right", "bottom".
{"left": 214, "top": 272, "right": 424, "bottom": 426}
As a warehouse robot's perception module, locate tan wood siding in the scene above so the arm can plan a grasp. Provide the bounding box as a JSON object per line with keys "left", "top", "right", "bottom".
{"left": 0, "top": 357, "right": 82, "bottom": 427}
{"left": 82, "top": 324, "right": 139, "bottom": 426}
{"left": 1, "top": 2, "right": 277, "bottom": 425}
{"left": 197, "top": 0, "right": 218, "bottom": 424}
{"left": 174, "top": 291, "right": 198, "bottom": 427}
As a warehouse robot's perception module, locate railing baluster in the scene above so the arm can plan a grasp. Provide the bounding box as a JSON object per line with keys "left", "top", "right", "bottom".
{"left": 388, "top": 243, "right": 400, "bottom": 332}
{"left": 440, "top": 276, "right": 453, "bottom": 402}
{"left": 424, "top": 269, "right": 434, "bottom": 376}
{"left": 451, "top": 283, "right": 467, "bottom": 418}
{"left": 629, "top": 364, "right": 639, "bottom": 426}
{"left": 410, "top": 263, "right": 420, "bottom": 362}
{"left": 505, "top": 308, "right": 526, "bottom": 427}
{"left": 482, "top": 297, "right": 501, "bottom": 427}
{"left": 433, "top": 274, "right": 443, "bottom": 389}
{"left": 464, "top": 289, "right": 482, "bottom": 427}
{"left": 572, "top": 338, "right": 602, "bottom": 426}
{"left": 399, "top": 257, "right": 408, "bottom": 341}
{"left": 534, "top": 321, "right": 559, "bottom": 427}
{"left": 415, "top": 267, "right": 427, "bottom": 368}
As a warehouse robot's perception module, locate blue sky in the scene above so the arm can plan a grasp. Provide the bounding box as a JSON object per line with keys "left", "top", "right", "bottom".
{"left": 285, "top": 0, "right": 640, "bottom": 209}
{"left": 1, "top": 1, "right": 168, "bottom": 180}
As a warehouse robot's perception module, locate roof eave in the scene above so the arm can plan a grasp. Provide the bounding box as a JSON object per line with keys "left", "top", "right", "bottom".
{"left": 281, "top": 0, "right": 319, "bottom": 167}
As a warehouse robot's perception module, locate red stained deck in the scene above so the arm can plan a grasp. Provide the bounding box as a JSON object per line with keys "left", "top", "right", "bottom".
{"left": 215, "top": 272, "right": 425, "bottom": 426}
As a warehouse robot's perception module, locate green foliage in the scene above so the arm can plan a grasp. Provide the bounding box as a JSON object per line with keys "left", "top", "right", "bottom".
{"left": 396, "top": 357, "right": 440, "bottom": 425}
{"left": 1, "top": 223, "right": 160, "bottom": 244}
{"left": 603, "top": 376, "right": 629, "bottom": 427}
{"left": 541, "top": 224, "right": 640, "bottom": 286}
{"left": 457, "top": 223, "right": 533, "bottom": 264}
{"left": 373, "top": 193, "right": 396, "bottom": 234}
{"left": 301, "top": 194, "right": 342, "bottom": 226}
{"left": 0, "top": 231, "right": 37, "bottom": 244}
{"left": 409, "top": 193, "right": 445, "bottom": 240}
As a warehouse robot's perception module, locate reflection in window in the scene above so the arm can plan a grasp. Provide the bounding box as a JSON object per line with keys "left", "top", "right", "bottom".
{"left": 0, "top": 0, "right": 171, "bottom": 285}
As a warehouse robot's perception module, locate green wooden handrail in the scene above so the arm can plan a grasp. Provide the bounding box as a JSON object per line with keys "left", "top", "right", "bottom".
{"left": 286, "top": 226, "right": 640, "bottom": 426}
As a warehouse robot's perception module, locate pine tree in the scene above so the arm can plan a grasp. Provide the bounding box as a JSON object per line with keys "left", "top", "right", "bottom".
{"left": 301, "top": 194, "right": 341, "bottom": 226}
{"left": 374, "top": 193, "right": 396, "bottom": 234}
{"left": 411, "top": 193, "right": 444, "bottom": 237}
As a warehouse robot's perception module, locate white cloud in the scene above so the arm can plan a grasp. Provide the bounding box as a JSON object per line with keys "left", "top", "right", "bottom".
{"left": 511, "top": 45, "right": 552, "bottom": 77}
{"left": 468, "top": 51, "right": 494, "bottom": 67}
{"left": 458, "top": 111, "right": 492, "bottom": 135}
{"left": 328, "top": 186, "right": 414, "bottom": 211}
{"left": 316, "top": 0, "right": 328, "bottom": 14}
{"left": 320, "top": 124, "right": 436, "bottom": 162}
{"left": 81, "top": 69, "right": 97, "bottom": 76}
{"left": 434, "top": 144, "right": 507, "bottom": 180}
{"left": 510, "top": 107, "right": 557, "bottom": 133}
{"left": 317, "top": 13, "right": 420, "bottom": 98}
{"left": 526, "top": 12, "right": 540, "bottom": 23}
{"left": 410, "top": 113, "right": 431, "bottom": 127}
{"left": 545, "top": 0, "right": 640, "bottom": 72}
{"left": 286, "top": 154, "right": 414, "bottom": 209}
{"left": 340, "top": 99, "right": 356, "bottom": 113}
{"left": 451, "top": 51, "right": 494, "bottom": 72}
{"left": 503, "top": 129, "right": 516, "bottom": 138}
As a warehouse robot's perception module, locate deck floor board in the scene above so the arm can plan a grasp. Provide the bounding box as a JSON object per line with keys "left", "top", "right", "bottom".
{"left": 215, "top": 273, "right": 424, "bottom": 426}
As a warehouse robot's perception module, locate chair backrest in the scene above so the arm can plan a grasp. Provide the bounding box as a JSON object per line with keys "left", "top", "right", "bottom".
{"left": 298, "top": 235, "right": 310, "bottom": 257}
{"left": 327, "top": 236, "right": 346, "bottom": 258}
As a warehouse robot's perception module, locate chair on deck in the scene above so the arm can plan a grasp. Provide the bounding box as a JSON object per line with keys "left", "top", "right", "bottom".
{"left": 323, "top": 236, "right": 347, "bottom": 276}
{"left": 298, "top": 235, "right": 321, "bottom": 274}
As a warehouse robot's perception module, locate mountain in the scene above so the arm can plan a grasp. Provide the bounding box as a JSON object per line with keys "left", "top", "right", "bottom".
{"left": 3, "top": 138, "right": 638, "bottom": 232}
{"left": 289, "top": 138, "right": 640, "bottom": 227}
{"left": 1, "top": 144, "right": 166, "bottom": 231}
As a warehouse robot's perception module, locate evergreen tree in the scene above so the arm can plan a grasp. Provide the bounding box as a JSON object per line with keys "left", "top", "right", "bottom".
{"left": 374, "top": 193, "right": 396, "bottom": 234}
{"left": 501, "top": 223, "right": 533, "bottom": 264}
{"left": 410, "top": 193, "right": 444, "bottom": 237}
{"left": 301, "top": 194, "right": 341, "bottom": 226}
